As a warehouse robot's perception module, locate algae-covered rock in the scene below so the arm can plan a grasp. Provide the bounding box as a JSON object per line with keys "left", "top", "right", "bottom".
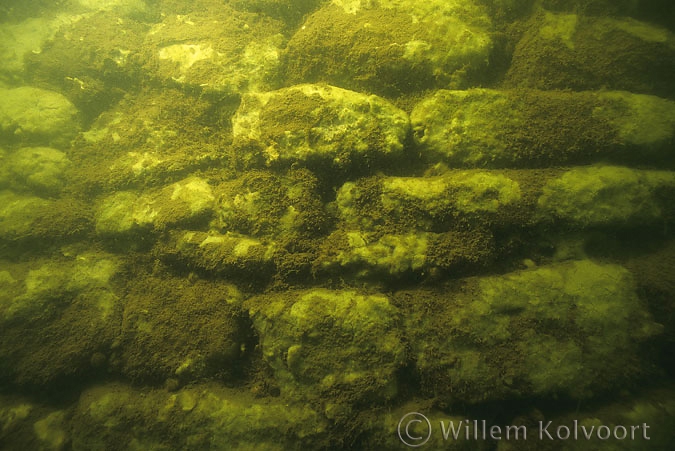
{"left": 0, "top": 191, "right": 51, "bottom": 240}
{"left": 160, "top": 230, "right": 277, "bottom": 280}
{"left": 0, "top": 14, "right": 83, "bottom": 83}
{"left": 284, "top": 0, "right": 492, "bottom": 95}
{"left": 321, "top": 231, "right": 429, "bottom": 277}
{"left": 115, "top": 275, "right": 246, "bottom": 384}
{"left": 500, "top": 387, "right": 675, "bottom": 451}
{"left": 318, "top": 229, "right": 494, "bottom": 279}
{"left": 245, "top": 289, "right": 405, "bottom": 418}
{"left": 72, "top": 383, "right": 328, "bottom": 450}
{"left": 0, "top": 398, "right": 34, "bottom": 449}
{"left": 0, "top": 190, "right": 91, "bottom": 243}
{"left": 33, "top": 411, "right": 69, "bottom": 451}
{"left": 0, "top": 396, "right": 70, "bottom": 451}
{"left": 505, "top": 11, "right": 675, "bottom": 99}
{"left": 0, "top": 147, "right": 70, "bottom": 196}
{"left": 336, "top": 171, "right": 523, "bottom": 231}
{"left": 143, "top": 6, "right": 284, "bottom": 94}
{"left": 95, "top": 176, "right": 215, "bottom": 237}
{"left": 0, "top": 87, "right": 80, "bottom": 148}
{"left": 358, "top": 402, "right": 480, "bottom": 450}
{"left": 229, "top": 0, "right": 323, "bottom": 26}
{"left": 232, "top": 84, "right": 410, "bottom": 171}
{"left": 74, "top": 87, "right": 233, "bottom": 191}
{"left": 401, "top": 260, "right": 662, "bottom": 404}
{"left": 411, "top": 89, "right": 675, "bottom": 167}
{"left": 213, "top": 169, "right": 328, "bottom": 239}
{"left": 0, "top": 252, "right": 122, "bottom": 387}
{"left": 538, "top": 165, "right": 675, "bottom": 227}
{"left": 24, "top": 10, "right": 148, "bottom": 119}
{"left": 477, "top": 0, "right": 535, "bottom": 23}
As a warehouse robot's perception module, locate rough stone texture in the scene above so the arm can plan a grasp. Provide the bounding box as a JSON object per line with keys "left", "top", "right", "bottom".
{"left": 0, "top": 395, "right": 68, "bottom": 451}
{"left": 318, "top": 229, "right": 494, "bottom": 279}
{"left": 232, "top": 84, "right": 410, "bottom": 171}
{"left": 0, "top": 13, "right": 84, "bottom": 83}
{"left": 245, "top": 289, "right": 406, "bottom": 419}
{"left": 143, "top": 6, "right": 284, "bottom": 94}
{"left": 539, "top": 0, "right": 675, "bottom": 32}
{"left": 95, "top": 176, "right": 215, "bottom": 236}
{"left": 411, "top": 89, "right": 675, "bottom": 167}
{"left": 400, "top": 260, "right": 662, "bottom": 404}
{"left": 160, "top": 230, "right": 278, "bottom": 279}
{"left": 71, "top": 383, "right": 329, "bottom": 450}
{"left": 228, "top": 0, "right": 324, "bottom": 27}
{"left": 537, "top": 165, "right": 675, "bottom": 227}
{"left": 0, "top": 147, "right": 70, "bottom": 196}
{"left": 499, "top": 388, "right": 675, "bottom": 450}
{"left": 505, "top": 11, "right": 675, "bottom": 99}
{"left": 115, "top": 275, "right": 246, "bottom": 384}
{"left": 336, "top": 171, "right": 524, "bottom": 230}
{"left": 23, "top": 10, "right": 149, "bottom": 120}
{"left": 284, "top": 0, "right": 493, "bottom": 95}
{"left": 0, "top": 87, "right": 80, "bottom": 148}
{"left": 0, "top": 190, "right": 91, "bottom": 244}
{"left": 212, "top": 169, "right": 329, "bottom": 240}
{"left": 0, "top": 252, "right": 121, "bottom": 387}
{"left": 72, "top": 87, "right": 233, "bottom": 193}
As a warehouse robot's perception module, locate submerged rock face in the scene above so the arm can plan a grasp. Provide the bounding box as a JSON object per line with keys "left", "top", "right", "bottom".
{"left": 538, "top": 165, "right": 675, "bottom": 227}
{"left": 411, "top": 88, "right": 675, "bottom": 167}
{"left": 143, "top": 7, "right": 285, "bottom": 94}
{"left": 401, "top": 260, "right": 662, "bottom": 404}
{"left": 246, "top": 289, "right": 406, "bottom": 417}
{"left": 505, "top": 11, "right": 675, "bottom": 99}
{"left": 232, "top": 84, "right": 410, "bottom": 171}
{"left": 0, "top": 147, "right": 70, "bottom": 196}
{"left": 94, "top": 176, "right": 215, "bottom": 237}
{"left": 0, "top": 252, "right": 121, "bottom": 388}
{"left": 0, "top": 87, "right": 80, "bottom": 148}
{"left": 2, "top": 0, "right": 675, "bottom": 449}
{"left": 115, "top": 275, "right": 246, "bottom": 384}
{"left": 285, "top": 0, "right": 493, "bottom": 95}
{"left": 71, "top": 383, "right": 328, "bottom": 450}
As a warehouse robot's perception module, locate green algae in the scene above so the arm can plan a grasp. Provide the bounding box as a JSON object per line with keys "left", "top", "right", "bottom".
{"left": 401, "top": 260, "right": 662, "bottom": 404}
{"left": 0, "top": 0, "right": 674, "bottom": 449}
{"left": 246, "top": 289, "right": 405, "bottom": 418}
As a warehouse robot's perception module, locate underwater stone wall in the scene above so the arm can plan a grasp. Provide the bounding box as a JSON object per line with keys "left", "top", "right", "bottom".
{"left": 1, "top": 0, "right": 675, "bottom": 449}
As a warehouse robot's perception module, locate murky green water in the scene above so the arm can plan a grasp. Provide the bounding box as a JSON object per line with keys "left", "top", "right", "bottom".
{"left": 1, "top": 0, "right": 674, "bottom": 449}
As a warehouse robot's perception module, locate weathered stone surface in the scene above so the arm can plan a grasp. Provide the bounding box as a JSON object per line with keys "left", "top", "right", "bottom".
{"left": 0, "top": 190, "right": 91, "bottom": 243}
{"left": 212, "top": 169, "right": 328, "bottom": 239}
{"left": 23, "top": 10, "right": 148, "bottom": 119}
{"left": 0, "top": 252, "right": 121, "bottom": 387}
{"left": 232, "top": 84, "right": 409, "bottom": 170}
{"left": 285, "top": 0, "right": 493, "bottom": 95}
{"left": 74, "top": 87, "right": 233, "bottom": 192}
{"left": 143, "top": 6, "right": 284, "bottom": 94}
{"left": 0, "top": 147, "right": 70, "bottom": 196}
{"left": 95, "top": 176, "right": 215, "bottom": 236}
{"left": 115, "top": 275, "right": 245, "bottom": 384}
{"left": 160, "top": 230, "right": 278, "bottom": 278}
{"left": 400, "top": 260, "right": 662, "bottom": 404}
{"left": 411, "top": 89, "right": 675, "bottom": 167}
{"left": 318, "top": 229, "right": 494, "bottom": 278}
{"left": 537, "top": 165, "right": 675, "bottom": 227}
{"left": 336, "top": 171, "right": 524, "bottom": 230}
{"left": 71, "top": 383, "right": 328, "bottom": 450}
{"left": 245, "top": 289, "right": 406, "bottom": 418}
{"left": 505, "top": 11, "right": 675, "bottom": 99}
{"left": 0, "top": 87, "right": 80, "bottom": 148}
